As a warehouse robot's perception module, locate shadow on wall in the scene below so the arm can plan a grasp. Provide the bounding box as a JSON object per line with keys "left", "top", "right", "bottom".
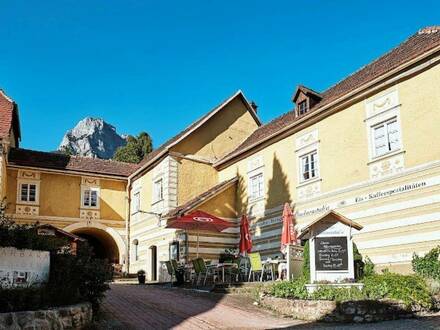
{"left": 235, "top": 172, "right": 248, "bottom": 216}
{"left": 266, "top": 154, "right": 291, "bottom": 211}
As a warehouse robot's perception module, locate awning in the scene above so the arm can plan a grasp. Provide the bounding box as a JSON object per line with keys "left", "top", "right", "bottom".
{"left": 298, "top": 210, "right": 363, "bottom": 239}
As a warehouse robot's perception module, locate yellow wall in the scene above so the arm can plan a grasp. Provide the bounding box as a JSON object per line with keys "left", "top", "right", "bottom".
{"left": 219, "top": 63, "right": 440, "bottom": 208}
{"left": 100, "top": 179, "right": 127, "bottom": 221}
{"left": 6, "top": 168, "right": 127, "bottom": 221}
{"left": 172, "top": 97, "right": 259, "bottom": 160}
{"left": 197, "top": 184, "right": 237, "bottom": 218}
{"left": 5, "top": 168, "right": 17, "bottom": 213}
{"left": 177, "top": 159, "right": 218, "bottom": 205}
{"left": 173, "top": 96, "right": 258, "bottom": 205}
{"left": 40, "top": 172, "right": 81, "bottom": 217}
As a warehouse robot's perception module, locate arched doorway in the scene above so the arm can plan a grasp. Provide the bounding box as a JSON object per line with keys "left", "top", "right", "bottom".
{"left": 63, "top": 222, "right": 126, "bottom": 266}
{"left": 150, "top": 245, "right": 157, "bottom": 281}
{"left": 72, "top": 227, "right": 120, "bottom": 264}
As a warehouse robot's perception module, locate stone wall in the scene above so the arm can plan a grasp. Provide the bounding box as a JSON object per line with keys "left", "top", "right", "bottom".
{"left": 0, "top": 303, "right": 92, "bottom": 329}
{"left": 260, "top": 296, "right": 421, "bottom": 323}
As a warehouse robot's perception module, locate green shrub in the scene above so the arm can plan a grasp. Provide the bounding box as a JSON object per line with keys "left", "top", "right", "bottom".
{"left": 363, "top": 256, "right": 375, "bottom": 278}
{"left": 270, "top": 277, "right": 308, "bottom": 299}
{"left": 270, "top": 272, "right": 432, "bottom": 309}
{"left": 302, "top": 241, "right": 310, "bottom": 281}
{"left": 0, "top": 214, "right": 112, "bottom": 313}
{"left": 311, "top": 286, "right": 364, "bottom": 301}
{"left": 0, "top": 216, "right": 68, "bottom": 252}
{"left": 363, "top": 273, "right": 432, "bottom": 308}
{"left": 412, "top": 246, "right": 440, "bottom": 281}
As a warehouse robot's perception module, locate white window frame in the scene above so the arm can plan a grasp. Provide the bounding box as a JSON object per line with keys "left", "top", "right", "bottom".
{"left": 371, "top": 117, "right": 401, "bottom": 158}
{"left": 132, "top": 190, "right": 141, "bottom": 214}
{"left": 81, "top": 186, "right": 100, "bottom": 209}
{"left": 17, "top": 181, "right": 39, "bottom": 205}
{"left": 299, "top": 150, "right": 319, "bottom": 183}
{"left": 297, "top": 100, "right": 308, "bottom": 115}
{"left": 249, "top": 172, "right": 264, "bottom": 201}
{"left": 152, "top": 178, "right": 164, "bottom": 204}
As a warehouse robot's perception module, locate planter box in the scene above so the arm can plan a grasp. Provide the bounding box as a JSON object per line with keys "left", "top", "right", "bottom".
{"left": 305, "top": 282, "right": 364, "bottom": 293}
{"left": 260, "top": 296, "right": 420, "bottom": 323}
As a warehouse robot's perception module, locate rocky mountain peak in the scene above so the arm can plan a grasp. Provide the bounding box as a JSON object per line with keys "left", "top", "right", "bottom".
{"left": 58, "top": 117, "right": 127, "bottom": 159}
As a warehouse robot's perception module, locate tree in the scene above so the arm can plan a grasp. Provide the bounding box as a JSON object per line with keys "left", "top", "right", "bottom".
{"left": 113, "top": 131, "right": 153, "bottom": 163}
{"left": 58, "top": 145, "right": 74, "bottom": 156}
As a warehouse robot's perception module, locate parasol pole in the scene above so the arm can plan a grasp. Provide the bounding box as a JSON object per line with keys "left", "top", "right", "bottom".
{"left": 196, "top": 225, "right": 199, "bottom": 257}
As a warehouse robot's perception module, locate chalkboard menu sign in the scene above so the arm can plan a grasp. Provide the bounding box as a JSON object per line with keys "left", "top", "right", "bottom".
{"left": 315, "top": 237, "right": 348, "bottom": 271}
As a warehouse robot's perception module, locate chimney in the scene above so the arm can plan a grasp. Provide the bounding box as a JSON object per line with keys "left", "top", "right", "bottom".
{"left": 250, "top": 101, "right": 258, "bottom": 113}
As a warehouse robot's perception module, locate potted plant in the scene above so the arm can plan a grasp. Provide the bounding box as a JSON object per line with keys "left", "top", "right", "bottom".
{"left": 137, "top": 269, "right": 146, "bottom": 284}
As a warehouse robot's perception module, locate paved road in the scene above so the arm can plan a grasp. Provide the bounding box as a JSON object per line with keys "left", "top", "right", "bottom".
{"left": 99, "top": 284, "right": 440, "bottom": 329}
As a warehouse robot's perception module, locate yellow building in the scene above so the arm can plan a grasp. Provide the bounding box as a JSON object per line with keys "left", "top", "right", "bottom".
{"left": 1, "top": 26, "right": 440, "bottom": 277}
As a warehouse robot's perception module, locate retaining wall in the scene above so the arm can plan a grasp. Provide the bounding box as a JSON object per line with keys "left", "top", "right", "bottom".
{"left": 0, "top": 303, "right": 92, "bottom": 329}
{"left": 261, "top": 296, "right": 421, "bottom": 323}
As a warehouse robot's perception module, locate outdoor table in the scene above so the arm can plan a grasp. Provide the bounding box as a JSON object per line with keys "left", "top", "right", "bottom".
{"left": 208, "top": 262, "right": 238, "bottom": 282}
{"left": 263, "top": 259, "right": 287, "bottom": 281}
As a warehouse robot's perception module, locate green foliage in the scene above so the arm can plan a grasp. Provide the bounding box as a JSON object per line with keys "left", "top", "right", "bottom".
{"left": 311, "top": 286, "right": 364, "bottom": 301}
{"left": 0, "top": 213, "right": 112, "bottom": 313}
{"left": 58, "top": 145, "right": 75, "bottom": 156}
{"left": 270, "top": 273, "right": 432, "bottom": 309}
{"left": 363, "top": 273, "right": 432, "bottom": 308}
{"left": 0, "top": 207, "right": 68, "bottom": 252}
{"left": 302, "top": 241, "right": 310, "bottom": 281}
{"left": 47, "top": 244, "right": 112, "bottom": 312}
{"left": 270, "top": 277, "right": 308, "bottom": 299}
{"left": 113, "top": 131, "right": 153, "bottom": 163}
{"left": 363, "top": 256, "right": 375, "bottom": 278}
{"left": 412, "top": 246, "right": 440, "bottom": 281}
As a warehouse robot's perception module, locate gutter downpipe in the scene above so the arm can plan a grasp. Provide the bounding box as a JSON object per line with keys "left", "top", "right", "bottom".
{"left": 125, "top": 175, "right": 132, "bottom": 274}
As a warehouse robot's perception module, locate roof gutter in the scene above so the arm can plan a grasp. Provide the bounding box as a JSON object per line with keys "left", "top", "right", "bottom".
{"left": 214, "top": 44, "right": 440, "bottom": 169}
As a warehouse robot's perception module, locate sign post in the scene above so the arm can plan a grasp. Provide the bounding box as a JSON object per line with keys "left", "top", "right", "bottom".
{"left": 298, "top": 211, "right": 363, "bottom": 292}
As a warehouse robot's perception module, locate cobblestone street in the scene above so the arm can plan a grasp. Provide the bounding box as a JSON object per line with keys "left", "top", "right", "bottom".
{"left": 98, "top": 284, "right": 440, "bottom": 329}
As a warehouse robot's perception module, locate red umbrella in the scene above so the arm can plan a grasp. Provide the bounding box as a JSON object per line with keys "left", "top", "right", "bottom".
{"left": 239, "top": 214, "right": 252, "bottom": 255}
{"left": 280, "top": 203, "right": 298, "bottom": 254}
{"left": 166, "top": 210, "right": 233, "bottom": 257}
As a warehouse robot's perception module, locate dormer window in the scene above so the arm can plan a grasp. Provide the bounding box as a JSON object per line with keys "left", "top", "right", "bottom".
{"left": 292, "top": 85, "right": 323, "bottom": 117}
{"left": 297, "top": 100, "right": 308, "bottom": 115}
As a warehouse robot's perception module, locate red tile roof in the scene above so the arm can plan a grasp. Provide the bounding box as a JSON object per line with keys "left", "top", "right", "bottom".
{"left": 164, "top": 176, "right": 238, "bottom": 218}
{"left": 216, "top": 26, "right": 440, "bottom": 167}
{"left": 8, "top": 148, "right": 139, "bottom": 178}
{"left": 0, "top": 90, "right": 20, "bottom": 143}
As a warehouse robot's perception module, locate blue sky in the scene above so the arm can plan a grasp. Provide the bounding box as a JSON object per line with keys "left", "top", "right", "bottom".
{"left": 1, "top": 1, "right": 439, "bottom": 151}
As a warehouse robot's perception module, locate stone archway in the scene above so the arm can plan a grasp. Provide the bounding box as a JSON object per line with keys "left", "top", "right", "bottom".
{"left": 63, "top": 222, "right": 126, "bottom": 265}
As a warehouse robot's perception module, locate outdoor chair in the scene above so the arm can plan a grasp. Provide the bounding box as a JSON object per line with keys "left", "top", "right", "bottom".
{"left": 248, "top": 252, "right": 266, "bottom": 282}
{"left": 192, "top": 258, "right": 216, "bottom": 286}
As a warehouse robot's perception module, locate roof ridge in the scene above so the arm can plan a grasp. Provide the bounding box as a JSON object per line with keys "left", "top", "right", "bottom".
{"left": 215, "top": 26, "right": 440, "bottom": 167}
{"left": 13, "top": 147, "right": 138, "bottom": 167}
{"left": 320, "top": 31, "right": 419, "bottom": 99}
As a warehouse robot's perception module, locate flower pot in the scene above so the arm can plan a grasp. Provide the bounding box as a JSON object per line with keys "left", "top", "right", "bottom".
{"left": 138, "top": 274, "right": 146, "bottom": 284}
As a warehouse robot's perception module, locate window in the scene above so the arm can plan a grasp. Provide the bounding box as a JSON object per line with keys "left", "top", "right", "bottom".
{"left": 249, "top": 173, "right": 264, "bottom": 200}
{"left": 20, "top": 183, "right": 37, "bottom": 203}
{"left": 372, "top": 118, "right": 400, "bottom": 157}
{"left": 300, "top": 151, "right": 319, "bottom": 182}
{"left": 82, "top": 187, "right": 99, "bottom": 208}
{"left": 297, "top": 100, "right": 308, "bottom": 115}
{"left": 132, "top": 191, "right": 140, "bottom": 213}
{"left": 153, "top": 179, "right": 163, "bottom": 203}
